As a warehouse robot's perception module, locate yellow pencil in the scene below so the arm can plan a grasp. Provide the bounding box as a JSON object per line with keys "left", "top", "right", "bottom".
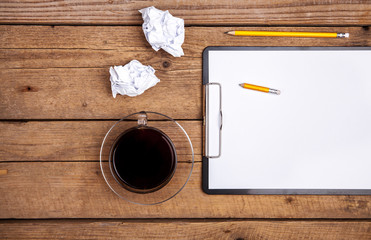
{"left": 226, "top": 31, "right": 349, "bottom": 38}
{"left": 240, "top": 83, "right": 281, "bottom": 95}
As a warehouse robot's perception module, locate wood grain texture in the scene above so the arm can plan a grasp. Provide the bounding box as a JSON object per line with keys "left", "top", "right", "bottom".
{"left": 0, "top": 121, "right": 202, "bottom": 161}
{"left": 2, "top": 26, "right": 371, "bottom": 50}
{"left": 0, "top": 67, "right": 202, "bottom": 120}
{"left": 0, "top": 1, "right": 370, "bottom": 26}
{"left": 1, "top": 26, "right": 371, "bottom": 119}
{"left": 0, "top": 220, "right": 370, "bottom": 240}
{"left": 0, "top": 162, "right": 370, "bottom": 219}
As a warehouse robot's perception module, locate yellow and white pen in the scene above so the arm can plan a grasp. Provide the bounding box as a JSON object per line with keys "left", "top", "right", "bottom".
{"left": 240, "top": 83, "right": 281, "bottom": 95}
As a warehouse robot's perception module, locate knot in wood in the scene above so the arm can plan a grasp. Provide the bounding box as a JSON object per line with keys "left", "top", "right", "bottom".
{"left": 162, "top": 61, "right": 171, "bottom": 68}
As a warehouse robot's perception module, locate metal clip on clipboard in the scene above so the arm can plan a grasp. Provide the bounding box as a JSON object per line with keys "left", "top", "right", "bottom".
{"left": 205, "top": 82, "right": 222, "bottom": 158}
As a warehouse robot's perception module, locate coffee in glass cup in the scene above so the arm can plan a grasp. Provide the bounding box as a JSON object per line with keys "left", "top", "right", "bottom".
{"left": 110, "top": 126, "right": 177, "bottom": 194}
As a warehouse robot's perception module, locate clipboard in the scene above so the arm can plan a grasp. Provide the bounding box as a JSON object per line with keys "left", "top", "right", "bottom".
{"left": 202, "top": 46, "right": 371, "bottom": 195}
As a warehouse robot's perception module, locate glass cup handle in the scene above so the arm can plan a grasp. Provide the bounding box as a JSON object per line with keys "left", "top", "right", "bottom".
{"left": 137, "top": 111, "right": 148, "bottom": 126}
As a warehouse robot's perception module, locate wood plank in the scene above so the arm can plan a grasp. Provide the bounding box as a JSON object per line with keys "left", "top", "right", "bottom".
{"left": 2, "top": 26, "right": 370, "bottom": 69}
{"left": 1, "top": 26, "right": 371, "bottom": 119}
{"left": 0, "top": 1, "right": 370, "bottom": 26}
{"left": 0, "top": 220, "right": 370, "bottom": 240}
{"left": 0, "top": 67, "right": 202, "bottom": 120}
{"left": 0, "top": 121, "right": 202, "bottom": 161}
{"left": 0, "top": 162, "right": 370, "bottom": 218}
{"left": 2, "top": 26, "right": 371, "bottom": 50}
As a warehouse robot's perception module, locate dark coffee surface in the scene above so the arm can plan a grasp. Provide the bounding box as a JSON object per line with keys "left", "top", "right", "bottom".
{"left": 111, "top": 127, "right": 176, "bottom": 192}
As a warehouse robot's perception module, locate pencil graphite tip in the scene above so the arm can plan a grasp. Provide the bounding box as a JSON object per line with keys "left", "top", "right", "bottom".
{"left": 239, "top": 83, "right": 244, "bottom": 88}
{"left": 225, "top": 31, "right": 234, "bottom": 35}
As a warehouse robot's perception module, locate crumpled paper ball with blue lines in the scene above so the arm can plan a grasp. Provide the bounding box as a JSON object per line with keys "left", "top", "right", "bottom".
{"left": 109, "top": 60, "right": 160, "bottom": 98}
{"left": 139, "top": 6, "right": 185, "bottom": 57}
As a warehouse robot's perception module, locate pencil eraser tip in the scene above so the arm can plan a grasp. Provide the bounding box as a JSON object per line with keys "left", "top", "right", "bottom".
{"left": 345, "top": 33, "right": 349, "bottom": 38}
{"left": 276, "top": 90, "right": 281, "bottom": 95}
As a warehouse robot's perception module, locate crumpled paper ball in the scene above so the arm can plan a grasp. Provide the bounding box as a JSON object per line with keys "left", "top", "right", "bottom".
{"left": 109, "top": 60, "right": 160, "bottom": 98}
{"left": 139, "top": 6, "right": 185, "bottom": 57}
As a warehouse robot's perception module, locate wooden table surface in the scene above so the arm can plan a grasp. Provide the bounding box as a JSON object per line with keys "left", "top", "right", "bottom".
{"left": 0, "top": 1, "right": 370, "bottom": 239}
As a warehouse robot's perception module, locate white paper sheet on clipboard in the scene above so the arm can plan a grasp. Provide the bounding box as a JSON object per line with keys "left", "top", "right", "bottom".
{"left": 203, "top": 47, "right": 371, "bottom": 194}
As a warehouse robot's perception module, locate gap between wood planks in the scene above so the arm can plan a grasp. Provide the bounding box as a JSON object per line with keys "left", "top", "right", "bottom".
{"left": 0, "top": 23, "right": 370, "bottom": 27}
{"left": 0, "top": 119, "right": 201, "bottom": 122}
{"left": 0, "top": 218, "right": 371, "bottom": 222}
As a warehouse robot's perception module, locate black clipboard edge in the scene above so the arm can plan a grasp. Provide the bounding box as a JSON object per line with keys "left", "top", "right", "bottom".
{"left": 202, "top": 46, "right": 371, "bottom": 195}
{"left": 202, "top": 47, "right": 210, "bottom": 85}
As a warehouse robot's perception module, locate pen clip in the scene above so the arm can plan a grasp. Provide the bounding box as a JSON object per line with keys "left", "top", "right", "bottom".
{"left": 205, "top": 82, "right": 222, "bottom": 159}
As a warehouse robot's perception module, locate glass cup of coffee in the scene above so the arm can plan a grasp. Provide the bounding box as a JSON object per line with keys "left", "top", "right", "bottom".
{"left": 100, "top": 111, "right": 194, "bottom": 205}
